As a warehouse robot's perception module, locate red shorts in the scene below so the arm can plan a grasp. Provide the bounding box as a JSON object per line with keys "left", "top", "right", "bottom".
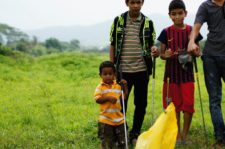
{"left": 162, "top": 82, "right": 195, "bottom": 113}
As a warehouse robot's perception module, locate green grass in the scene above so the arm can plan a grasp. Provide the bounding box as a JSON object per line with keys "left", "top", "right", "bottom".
{"left": 0, "top": 52, "right": 224, "bottom": 148}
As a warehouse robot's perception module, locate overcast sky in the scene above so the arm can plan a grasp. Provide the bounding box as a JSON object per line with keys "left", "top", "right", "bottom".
{"left": 0, "top": 0, "right": 203, "bottom": 30}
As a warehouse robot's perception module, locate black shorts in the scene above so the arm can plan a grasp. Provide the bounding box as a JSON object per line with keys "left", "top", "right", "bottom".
{"left": 98, "top": 122, "right": 125, "bottom": 148}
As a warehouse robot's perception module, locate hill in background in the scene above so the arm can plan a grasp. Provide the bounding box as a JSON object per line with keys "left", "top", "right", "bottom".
{"left": 25, "top": 13, "right": 208, "bottom": 48}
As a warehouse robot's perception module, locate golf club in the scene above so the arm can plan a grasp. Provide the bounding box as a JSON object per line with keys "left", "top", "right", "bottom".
{"left": 193, "top": 57, "right": 208, "bottom": 145}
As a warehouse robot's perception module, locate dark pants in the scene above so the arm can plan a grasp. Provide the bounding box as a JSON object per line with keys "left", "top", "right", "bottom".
{"left": 122, "top": 71, "right": 149, "bottom": 136}
{"left": 202, "top": 55, "right": 225, "bottom": 141}
{"left": 98, "top": 122, "right": 125, "bottom": 149}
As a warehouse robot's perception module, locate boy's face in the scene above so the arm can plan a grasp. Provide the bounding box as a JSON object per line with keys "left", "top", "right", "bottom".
{"left": 126, "top": 0, "right": 143, "bottom": 16}
{"left": 100, "top": 67, "right": 115, "bottom": 85}
{"left": 169, "top": 8, "right": 187, "bottom": 27}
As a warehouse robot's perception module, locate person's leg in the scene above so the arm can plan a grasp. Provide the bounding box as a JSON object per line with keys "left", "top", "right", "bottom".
{"left": 115, "top": 124, "right": 126, "bottom": 149}
{"left": 129, "top": 71, "right": 149, "bottom": 143}
{"left": 176, "top": 112, "right": 182, "bottom": 141}
{"left": 180, "top": 82, "right": 194, "bottom": 141}
{"left": 220, "top": 56, "right": 225, "bottom": 83}
{"left": 182, "top": 112, "right": 193, "bottom": 140}
{"left": 121, "top": 72, "right": 134, "bottom": 113}
{"left": 98, "top": 123, "right": 115, "bottom": 149}
{"left": 121, "top": 73, "right": 133, "bottom": 132}
{"left": 98, "top": 123, "right": 106, "bottom": 149}
{"left": 163, "top": 83, "right": 183, "bottom": 141}
{"left": 217, "top": 56, "right": 225, "bottom": 142}
{"left": 202, "top": 56, "right": 225, "bottom": 142}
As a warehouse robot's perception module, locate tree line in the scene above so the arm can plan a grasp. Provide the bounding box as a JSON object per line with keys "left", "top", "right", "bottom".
{"left": 0, "top": 23, "right": 206, "bottom": 57}
{"left": 0, "top": 23, "right": 80, "bottom": 56}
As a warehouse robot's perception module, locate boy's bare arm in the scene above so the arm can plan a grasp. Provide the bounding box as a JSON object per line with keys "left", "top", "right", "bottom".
{"left": 123, "top": 84, "right": 128, "bottom": 100}
{"left": 123, "top": 86, "right": 128, "bottom": 100}
{"left": 109, "top": 45, "right": 115, "bottom": 63}
{"left": 120, "top": 79, "right": 128, "bottom": 99}
{"left": 160, "top": 43, "right": 173, "bottom": 60}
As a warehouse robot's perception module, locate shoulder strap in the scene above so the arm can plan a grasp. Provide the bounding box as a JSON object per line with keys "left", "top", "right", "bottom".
{"left": 144, "top": 16, "right": 150, "bottom": 29}
{"left": 118, "top": 12, "right": 128, "bottom": 29}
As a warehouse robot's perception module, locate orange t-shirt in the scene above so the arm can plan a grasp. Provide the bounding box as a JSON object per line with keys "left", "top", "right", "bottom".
{"left": 94, "top": 81, "right": 124, "bottom": 126}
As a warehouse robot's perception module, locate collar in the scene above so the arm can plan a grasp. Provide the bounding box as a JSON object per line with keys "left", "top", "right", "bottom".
{"left": 100, "top": 80, "right": 117, "bottom": 86}
{"left": 127, "top": 12, "right": 142, "bottom": 22}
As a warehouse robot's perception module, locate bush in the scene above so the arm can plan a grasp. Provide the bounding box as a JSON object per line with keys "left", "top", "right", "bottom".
{"left": 0, "top": 45, "right": 13, "bottom": 56}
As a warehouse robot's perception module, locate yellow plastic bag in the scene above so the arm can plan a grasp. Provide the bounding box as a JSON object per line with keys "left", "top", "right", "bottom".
{"left": 136, "top": 103, "right": 178, "bottom": 149}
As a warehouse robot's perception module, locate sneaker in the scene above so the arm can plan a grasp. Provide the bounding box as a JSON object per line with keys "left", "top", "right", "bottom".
{"left": 129, "top": 132, "right": 139, "bottom": 146}
{"left": 131, "top": 138, "right": 137, "bottom": 146}
{"left": 212, "top": 140, "right": 225, "bottom": 148}
{"left": 183, "top": 139, "right": 193, "bottom": 145}
{"left": 175, "top": 140, "right": 184, "bottom": 146}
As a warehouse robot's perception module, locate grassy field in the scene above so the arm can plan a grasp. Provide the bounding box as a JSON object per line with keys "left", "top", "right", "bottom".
{"left": 0, "top": 52, "right": 225, "bottom": 149}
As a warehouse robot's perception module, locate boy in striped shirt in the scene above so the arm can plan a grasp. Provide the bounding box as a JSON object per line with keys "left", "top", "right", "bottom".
{"left": 109, "top": 0, "right": 158, "bottom": 144}
{"left": 94, "top": 61, "right": 128, "bottom": 148}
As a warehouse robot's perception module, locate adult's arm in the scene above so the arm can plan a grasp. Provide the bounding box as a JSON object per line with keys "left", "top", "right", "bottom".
{"left": 188, "top": 23, "right": 202, "bottom": 53}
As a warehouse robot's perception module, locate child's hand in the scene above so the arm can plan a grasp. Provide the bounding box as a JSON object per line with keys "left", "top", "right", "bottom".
{"left": 164, "top": 48, "right": 173, "bottom": 58}
{"left": 108, "top": 96, "right": 117, "bottom": 104}
{"left": 120, "top": 79, "right": 127, "bottom": 87}
{"left": 119, "top": 79, "right": 128, "bottom": 100}
{"left": 151, "top": 46, "right": 159, "bottom": 57}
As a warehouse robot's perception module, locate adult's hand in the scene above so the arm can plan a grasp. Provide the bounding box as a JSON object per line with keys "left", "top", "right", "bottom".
{"left": 188, "top": 42, "right": 201, "bottom": 57}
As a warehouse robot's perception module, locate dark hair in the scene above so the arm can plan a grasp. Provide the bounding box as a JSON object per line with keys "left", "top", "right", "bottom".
{"left": 169, "top": 0, "right": 186, "bottom": 13}
{"left": 99, "top": 61, "right": 116, "bottom": 74}
{"left": 125, "top": 0, "right": 144, "bottom": 4}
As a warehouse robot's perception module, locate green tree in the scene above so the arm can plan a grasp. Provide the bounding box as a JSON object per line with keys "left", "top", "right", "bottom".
{"left": 32, "top": 36, "right": 38, "bottom": 46}
{"left": 44, "top": 37, "right": 62, "bottom": 51}
{"left": 69, "top": 39, "right": 80, "bottom": 50}
{"left": 0, "top": 23, "right": 29, "bottom": 45}
{"left": 0, "top": 44, "right": 13, "bottom": 56}
{"left": 29, "top": 44, "right": 47, "bottom": 56}
{"left": 15, "top": 38, "right": 32, "bottom": 52}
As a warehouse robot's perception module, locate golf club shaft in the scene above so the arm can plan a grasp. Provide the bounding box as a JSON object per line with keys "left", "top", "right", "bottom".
{"left": 151, "top": 57, "right": 156, "bottom": 123}
{"left": 119, "top": 66, "right": 128, "bottom": 149}
{"left": 193, "top": 57, "right": 207, "bottom": 144}
{"left": 166, "top": 77, "right": 170, "bottom": 106}
{"left": 121, "top": 89, "right": 128, "bottom": 149}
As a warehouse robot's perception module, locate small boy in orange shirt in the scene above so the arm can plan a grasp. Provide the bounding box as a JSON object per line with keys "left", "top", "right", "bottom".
{"left": 94, "top": 61, "right": 128, "bottom": 148}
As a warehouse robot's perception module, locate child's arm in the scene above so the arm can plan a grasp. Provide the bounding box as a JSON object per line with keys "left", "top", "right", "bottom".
{"left": 94, "top": 86, "right": 117, "bottom": 104}
{"left": 119, "top": 79, "right": 128, "bottom": 100}
{"left": 160, "top": 43, "right": 173, "bottom": 60}
{"left": 96, "top": 96, "right": 117, "bottom": 104}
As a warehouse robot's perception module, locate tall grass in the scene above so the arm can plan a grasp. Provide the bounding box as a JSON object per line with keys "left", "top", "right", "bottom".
{"left": 0, "top": 52, "right": 224, "bottom": 148}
